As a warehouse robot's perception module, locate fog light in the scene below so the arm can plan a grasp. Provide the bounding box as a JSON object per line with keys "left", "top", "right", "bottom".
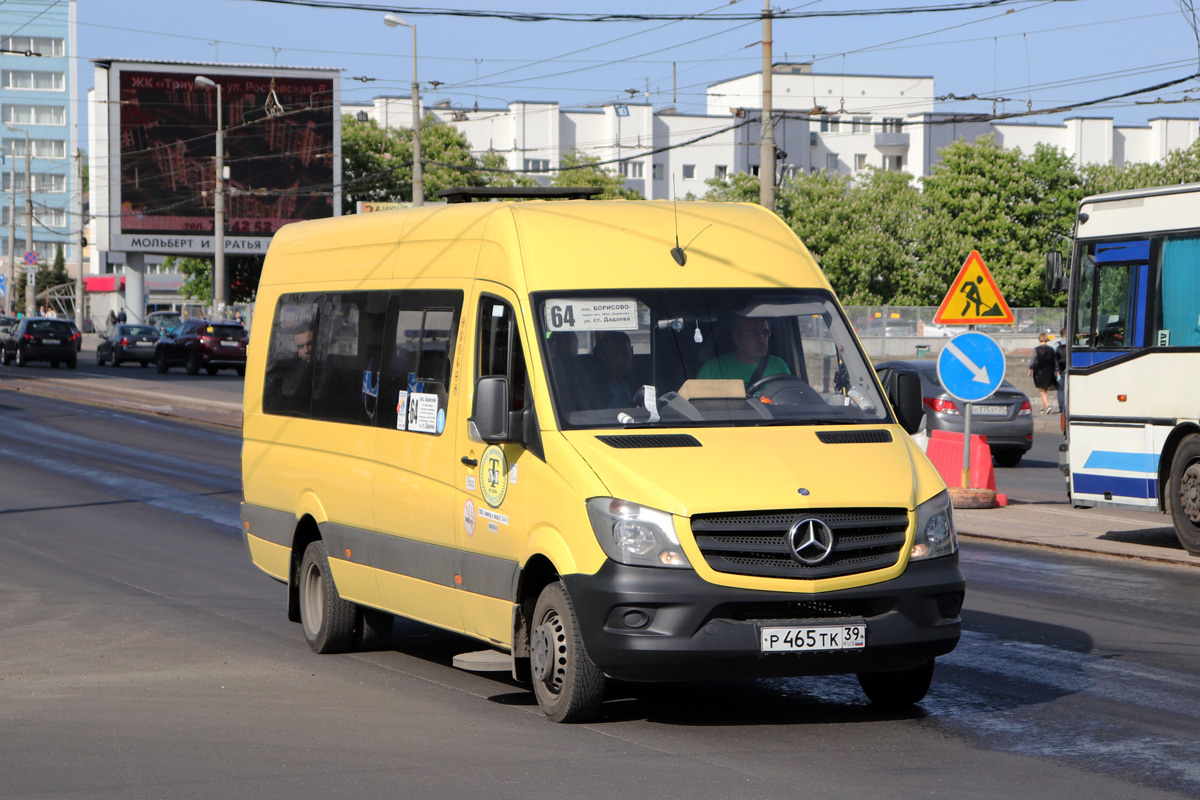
{"left": 622, "top": 610, "right": 650, "bottom": 629}
{"left": 938, "top": 593, "right": 963, "bottom": 618}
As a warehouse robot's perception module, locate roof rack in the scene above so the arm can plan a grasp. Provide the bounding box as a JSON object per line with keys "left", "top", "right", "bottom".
{"left": 434, "top": 186, "right": 603, "bottom": 204}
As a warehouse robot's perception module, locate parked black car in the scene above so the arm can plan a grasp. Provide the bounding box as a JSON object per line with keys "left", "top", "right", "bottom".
{"left": 0, "top": 317, "right": 79, "bottom": 368}
{"left": 97, "top": 324, "right": 160, "bottom": 367}
{"left": 874, "top": 359, "right": 1033, "bottom": 467}
{"left": 154, "top": 319, "right": 248, "bottom": 376}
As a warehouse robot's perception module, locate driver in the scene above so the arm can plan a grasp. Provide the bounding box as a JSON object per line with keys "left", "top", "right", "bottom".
{"left": 698, "top": 316, "right": 790, "bottom": 389}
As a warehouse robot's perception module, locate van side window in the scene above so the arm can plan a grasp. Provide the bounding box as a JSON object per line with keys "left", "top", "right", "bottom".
{"left": 310, "top": 292, "right": 389, "bottom": 425}
{"left": 478, "top": 296, "right": 527, "bottom": 412}
{"left": 378, "top": 290, "right": 463, "bottom": 431}
{"left": 263, "top": 292, "right": 320, "bottom": 418}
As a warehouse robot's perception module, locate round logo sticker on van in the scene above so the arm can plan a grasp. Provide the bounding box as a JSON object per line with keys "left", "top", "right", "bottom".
{"left": 480, "top": 445, "right": 509, "bottom": 508}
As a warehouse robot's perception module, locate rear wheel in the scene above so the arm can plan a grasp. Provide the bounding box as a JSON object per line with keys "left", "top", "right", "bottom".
{"left": 155, "top": 351, "right": 169, "bottom": 373}
{"left": 16, "top": 347, "right": 28, "bottom": 367}
{"left": 298, "top": 540, "right": 356, "bottom": 654}
{"left": 1, "top": 347, "right": 10, "bottom": 365}
{"left": 66, "top": 356, "right": 76, "bottom": 370}
{"left": 112, "top": 353, "right": 122, "bottom": 367}
{"left": 95, "top": 350, "right": 105, "bottom": 366}
{"left": 530, "top": 581, "right": 604, "bottom": 722}
{"left": 857, "top": 659, "right": 935, "bottom": 708}
{"left": 185, "top": 350, "right": 201, "bottom": 375}
{"left": 1168, "top": 435, "right": 1200, "bottom": 556}
{"left": 993, "top": 449, "right": 1023, "bottom": 468}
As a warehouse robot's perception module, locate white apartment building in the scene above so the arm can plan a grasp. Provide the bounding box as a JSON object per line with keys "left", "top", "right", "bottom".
{"left": 345, "top": 63, "right": 1200, "bottom": 195}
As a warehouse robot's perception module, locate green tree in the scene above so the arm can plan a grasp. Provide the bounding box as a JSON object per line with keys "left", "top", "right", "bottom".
{"left": 165, "top": 254, "right": 261, "bottom": 308}
{"left": 1082, "top": 137, "right": 1200, "bottom": 194}
{"left": 917, "top": 136, "right": 1081, "bottom": 308}
{"left": 47, "top": 244, "right": 69, "bottom": 288}
{"left": 479, "top": 149, "right": 540, "bottom": 189}
{"left": 550, "top": 151, "right": 644, "bottom": 199}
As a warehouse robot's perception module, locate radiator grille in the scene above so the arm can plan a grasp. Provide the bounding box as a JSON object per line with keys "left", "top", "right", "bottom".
{"left": 691, "top": 508, "right": 908, "bottom": 579}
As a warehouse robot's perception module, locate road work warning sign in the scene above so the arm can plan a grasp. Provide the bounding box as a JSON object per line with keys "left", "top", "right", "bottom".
{"left": 933, "top": 251, "right": 1014, "bottom": 325}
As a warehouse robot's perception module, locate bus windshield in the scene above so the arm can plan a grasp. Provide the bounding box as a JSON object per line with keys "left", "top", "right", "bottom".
{"left": 534, "top": 288, "right": 889, "bottom": 430}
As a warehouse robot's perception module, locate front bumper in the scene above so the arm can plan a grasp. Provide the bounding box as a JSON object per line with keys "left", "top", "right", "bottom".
{"left": 562, "top": 557, "right": 964, "bottom": 682}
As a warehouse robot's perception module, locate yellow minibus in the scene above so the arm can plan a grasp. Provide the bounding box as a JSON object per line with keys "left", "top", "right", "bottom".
{"left": 241, "top": 191, "right": 963, "bottom": 722}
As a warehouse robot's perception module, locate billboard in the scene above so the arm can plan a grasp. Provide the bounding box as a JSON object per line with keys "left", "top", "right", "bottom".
{"left": 103, "top": 62, "right": 340, "bottom": 256}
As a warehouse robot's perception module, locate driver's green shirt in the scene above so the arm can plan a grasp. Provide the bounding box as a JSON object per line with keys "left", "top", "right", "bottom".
{"left": 697, "top": 352, "right": 791, "bottom": 387}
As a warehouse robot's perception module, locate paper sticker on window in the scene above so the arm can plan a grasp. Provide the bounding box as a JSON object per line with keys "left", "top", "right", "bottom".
{"left": 544, "top": 299, "right": 638, "bottom": 332}
{"left": 396, "top": 391, "right": 408, "bottom": 430}
{"left": 407, "top": 392, "right": 440, "bottom": 434}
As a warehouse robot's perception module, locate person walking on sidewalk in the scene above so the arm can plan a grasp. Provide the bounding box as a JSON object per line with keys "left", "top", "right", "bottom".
{"left": 1055, "top": 328, "right": 1067, "bottom": 415}
{"left": 1028, "top": 332, "right": 1058, "bottom": 414}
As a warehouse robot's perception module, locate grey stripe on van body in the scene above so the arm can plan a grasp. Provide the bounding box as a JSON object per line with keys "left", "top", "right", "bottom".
{"left": 242, "top": 502, "right": 517, "bottom": 602}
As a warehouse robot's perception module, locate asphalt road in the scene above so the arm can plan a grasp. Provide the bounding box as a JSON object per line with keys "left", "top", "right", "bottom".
{"left": 2, "top": 391, "right": 1198, "bottom": 798}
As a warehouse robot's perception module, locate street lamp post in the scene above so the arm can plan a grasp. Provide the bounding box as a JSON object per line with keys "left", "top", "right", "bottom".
{"left": 4, "top": 148, "right": 14, "bottom": 316}
{"left": 383, "top": 14, "right": 423, "bottom": 206}
{"left": 194, "top": 76, "right": 226, "bottom": 318}
{"left": 7, "top": 126, "right": 33, "bottom": 316}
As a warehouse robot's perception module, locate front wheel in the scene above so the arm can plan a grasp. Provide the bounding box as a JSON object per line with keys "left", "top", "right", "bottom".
{"left": 1, "top": 347, "right": 10, "bottom": 366}
{"left": 185, "top": 350, "right": 201, "bottom": 376}
{"left": 155, "top": 351, "right": 169, "bottom": 374}
{"left": 857, "top": 659, "right": 935, "bottom": 708}
{"left": 530, "top": 581, "right": 604, "bottom": 723}
{"left": 1168, "top": 435, "right": 1200, "bottom": 555}
{"left": 298, "top": 540, "right": 357, "bottom": 654}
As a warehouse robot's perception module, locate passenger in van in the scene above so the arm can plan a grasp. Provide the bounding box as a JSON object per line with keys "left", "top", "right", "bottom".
{"left": 698, "top": 316, "right": 790, "bottom": 388}
{"left": 594, "top": 331, "right": 639, "bottom": 407}
{"left": 265, "top": 324, "right": 315, "bottom": 415}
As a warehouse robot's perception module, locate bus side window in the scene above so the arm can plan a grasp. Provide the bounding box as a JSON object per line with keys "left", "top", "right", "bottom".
{"left": 478, "top": 297, "right": 527, "bottom": 413}
{"left": 1157, "top": 236, "right": 1200, "bottom": 347}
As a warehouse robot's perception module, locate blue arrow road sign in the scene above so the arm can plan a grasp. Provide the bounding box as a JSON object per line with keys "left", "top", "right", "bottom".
{"left": 936, "top": 331, "right": 1006, "bottom": 403}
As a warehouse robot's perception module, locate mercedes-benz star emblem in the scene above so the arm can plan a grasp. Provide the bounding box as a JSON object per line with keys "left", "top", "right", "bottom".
{"left": 787, "top": 518, "right": 835, "bottom": 565}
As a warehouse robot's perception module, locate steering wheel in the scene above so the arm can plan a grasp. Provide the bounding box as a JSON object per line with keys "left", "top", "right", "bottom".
{"left": 745, "top": 374, "right": 825, "bottom": 405}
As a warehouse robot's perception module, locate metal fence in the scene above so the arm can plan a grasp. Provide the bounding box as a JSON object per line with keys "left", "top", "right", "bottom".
{"left": 845, "top": 306, "right": 1066, "bottom": 338}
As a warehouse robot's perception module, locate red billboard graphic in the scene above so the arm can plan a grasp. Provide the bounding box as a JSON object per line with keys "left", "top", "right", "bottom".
{"left": 119, "top": 70, "right": 335, "bottom": 237}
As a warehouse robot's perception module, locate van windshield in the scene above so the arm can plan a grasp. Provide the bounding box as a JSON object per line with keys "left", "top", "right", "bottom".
{"left": 534, "top": 289, "right": 890, "bottom": 430}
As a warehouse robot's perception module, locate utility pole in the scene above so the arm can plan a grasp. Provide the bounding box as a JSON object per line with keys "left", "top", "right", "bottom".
{"left": 759, "top": 0, "right": 775, "bottom": 212}
{"left": 384, "top": 15, "right": 423, "bottom": 206}
{"left": 195, "top": 76, "right": 226, "bottom": 318}
{"left": 74, "top": 149, "right": 83, "bottom": 329}
{"left": 6, "top": 154, "right": 14, "bottom": 316}
{"left": 22, "top": 130, "right": 33, "bottom": 317}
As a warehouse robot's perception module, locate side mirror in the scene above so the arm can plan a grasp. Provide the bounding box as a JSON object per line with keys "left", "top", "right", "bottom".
{"left": 1045, "top": 250, "right": 1065, "bottom": 293}
{"left": 887, "top": 370, "right": 924, "bottom": 435}
{"left": 470, "top": 375, "right": 510, "bottom": 443}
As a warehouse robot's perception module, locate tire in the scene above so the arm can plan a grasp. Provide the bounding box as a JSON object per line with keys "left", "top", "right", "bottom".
{"left": 1, "top": 347, "right": 10, "bottom": 366}
{"left": 298, "top": 540, "right": 357, "bottom": 654}
{"left": 95, "top": 350, "right": 105, "bottom": 366}
{"left": 1168, "top": 435, "right": 1200, "bottom": 556}
{"left": 857, "top": 659, "right": 935, "bottom": 708}
{"left": 66, "top": 357, "right": 76, "bottom": 370}
{"left": 155, "top": 351, "right": 169, "bottom": 374}
{"left": 235, "top": 365, "right": 245, "bottom": 377}
{"left": 50, "top": 360, "right": 59, "bottom": 369}
{"left": 185, "top": 350, "right": 201, "bottom": 376}
{"left": 993, "top": 449, "right": 1023, "bottom": 468}
{"left": 206, "top": 366, "right": 219, "bottom": 376}
{"left": 17, "top": 347, "right": 28, "bottom": 367}
{"left": 530, "top": 581, "right": 604, "bottom": 723}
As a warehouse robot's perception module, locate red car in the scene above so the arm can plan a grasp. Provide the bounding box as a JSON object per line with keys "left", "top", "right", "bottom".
{"left": 154, "top": 319, "right": 248, "bottom": 376}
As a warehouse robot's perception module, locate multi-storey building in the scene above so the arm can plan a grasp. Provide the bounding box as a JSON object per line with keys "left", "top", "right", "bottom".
{"left": 346, "top": 62, "right": 1200, "bottom": 195}
{"left": 0, "top": 0, "right": 79, "bottom": 309}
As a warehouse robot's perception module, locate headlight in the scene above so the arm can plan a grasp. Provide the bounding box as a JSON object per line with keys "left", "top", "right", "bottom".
{"left": 910, "top": 490, "right": 958, "bottom": 561}
{"left": 586, "top": 498, "right": 692, "bottom": 569}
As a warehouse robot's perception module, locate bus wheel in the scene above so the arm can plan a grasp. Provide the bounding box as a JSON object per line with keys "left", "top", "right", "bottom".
{"left": 1169, "top": 436, "right": 1200, "bottom": 556}
{"left": 298, "top": 540, "right": 356, "bottom": 654}
{"left": 857, "top": 659, "right": 935, "bottom": 707}
{"left": 530, "top": 581, "right": 603, "bottom": 722}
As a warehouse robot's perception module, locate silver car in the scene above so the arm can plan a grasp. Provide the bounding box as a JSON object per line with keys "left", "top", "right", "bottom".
{"left": 874, "top": 359, "right": 1033, "bottom": 467}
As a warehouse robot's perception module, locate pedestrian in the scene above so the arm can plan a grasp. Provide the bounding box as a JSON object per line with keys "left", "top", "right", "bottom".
{"left": 1055, "top": 327, "right": 1067, "bottom": 415}
{"left": 1028, "top": 332, "right": 1058, "bottom": 414}
{"left": 107, "top": 309, "right": 117, "bottom": 333}
{"left": 116, "top": 307, "right": 127, "bottom": 324}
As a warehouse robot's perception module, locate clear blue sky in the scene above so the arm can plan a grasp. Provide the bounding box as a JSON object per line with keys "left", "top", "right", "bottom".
{"left": 77, "top": 0, "right": 1200, "bottom": 130}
